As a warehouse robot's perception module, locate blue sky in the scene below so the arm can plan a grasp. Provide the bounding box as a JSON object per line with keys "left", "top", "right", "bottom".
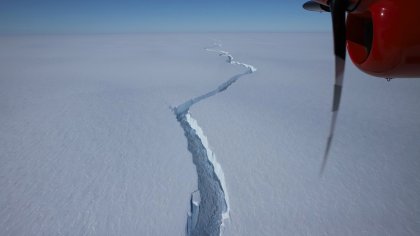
{"left": 0, "top": 0, "right": 330, "bottom": 34}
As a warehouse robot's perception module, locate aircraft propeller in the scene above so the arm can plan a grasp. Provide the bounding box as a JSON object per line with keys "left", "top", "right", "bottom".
{"left": 303, "top": 0, "right": 349, "bottom": 174}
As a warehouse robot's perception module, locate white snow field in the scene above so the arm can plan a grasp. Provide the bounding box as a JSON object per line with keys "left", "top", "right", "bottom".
{"left": 1, "top": 33, "right": 420, "bottom": 236}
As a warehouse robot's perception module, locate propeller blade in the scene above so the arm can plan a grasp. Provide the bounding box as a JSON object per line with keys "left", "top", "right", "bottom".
{"left": 303, "top": 1, "right": 331, "bottom": 12}
{"left": 320, "top": 0, "right": 347, "bottom": 175}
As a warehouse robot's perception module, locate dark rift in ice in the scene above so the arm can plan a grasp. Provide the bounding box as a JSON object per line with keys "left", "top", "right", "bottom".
{"left": 173, "top": 43, "right": 257, "bottom": 236}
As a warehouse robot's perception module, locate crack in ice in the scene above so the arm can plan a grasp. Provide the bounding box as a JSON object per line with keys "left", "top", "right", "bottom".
{"left": 173, "top": 42, "right": 257, "bottom": 236}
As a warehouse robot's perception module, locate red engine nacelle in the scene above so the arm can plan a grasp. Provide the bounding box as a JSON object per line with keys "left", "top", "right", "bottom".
{"left": 347, "top": 0, "right": 420, "bottom": 78}
{"left": 313, "top": 0, "right": 420, "bottom": 78}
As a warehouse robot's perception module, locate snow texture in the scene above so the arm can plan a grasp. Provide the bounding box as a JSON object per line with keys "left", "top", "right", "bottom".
{"left": 191, "top": 33, "right": 420, "bottom": 236}
{"left": 1, "top": 33, "right": 420, "bottom": 236}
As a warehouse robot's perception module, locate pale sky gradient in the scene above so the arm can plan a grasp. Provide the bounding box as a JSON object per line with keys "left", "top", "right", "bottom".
{"left": 0, "top": 0, "right": 331, "bottom": 34}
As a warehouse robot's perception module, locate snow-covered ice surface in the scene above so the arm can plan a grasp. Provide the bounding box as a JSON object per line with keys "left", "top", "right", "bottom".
{"left": 0, "top": 34, "right": 218, "bottom": 235}
{"left": 1, "top": 33, "right": 420, "bottom": 235}
{"left": 191, "top": 33, "right": 420, "bottom": 236}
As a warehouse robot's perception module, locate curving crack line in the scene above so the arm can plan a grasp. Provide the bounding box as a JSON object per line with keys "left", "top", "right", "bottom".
{"left": 173, "top": 42, "right": 257, "bottom": 236}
